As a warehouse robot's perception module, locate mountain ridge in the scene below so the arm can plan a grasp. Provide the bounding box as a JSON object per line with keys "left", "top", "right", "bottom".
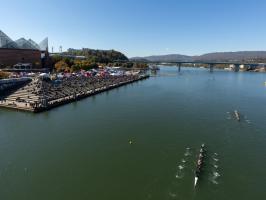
{"left": 130, "top": 51, "right": 266, "bottom": 62}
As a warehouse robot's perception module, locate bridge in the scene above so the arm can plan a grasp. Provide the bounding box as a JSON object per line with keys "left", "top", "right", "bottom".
{"left": 152, "top": 61, "right": 263, "bottom": 72}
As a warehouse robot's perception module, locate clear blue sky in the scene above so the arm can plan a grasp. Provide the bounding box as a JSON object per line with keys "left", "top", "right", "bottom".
{"left": 1, "top": 0, "right": 266, "bottom": 57}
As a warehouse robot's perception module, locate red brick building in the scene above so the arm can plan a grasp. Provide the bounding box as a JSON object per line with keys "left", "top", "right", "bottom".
{"left": 0, "top": 48, "right": 42, "bottom": 68}
{"left": 0, "top": 30, "right": 50, "bottom": 69}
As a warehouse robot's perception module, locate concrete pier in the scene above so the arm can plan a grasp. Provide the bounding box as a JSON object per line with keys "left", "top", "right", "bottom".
{"left": 178, "top": 63, "right": 181, "bottom": 72}
{"left": 209, "top": 64, "right": 214, "bottom": 72}
{"left": 234, "top": 64, "right": 240, "bottom": 72}
{"left": 0, "top": 75, "right": 149, "bottom": 113}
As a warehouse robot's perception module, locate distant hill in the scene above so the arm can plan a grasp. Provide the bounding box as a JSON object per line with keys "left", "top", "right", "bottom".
{"left": 193, "top": 51, "right": 266, "bottom": 62}
{"left": 130, "top": 57, "right": 150, "bottom": 62}
{"left": 131, "top": 51, "right": 266, "bottom": 63}
{"left": 131, "top": 54, "right": 192, "bottom": 62}
{"left": 65, "top": 48, "right": 128, "bottom": 63}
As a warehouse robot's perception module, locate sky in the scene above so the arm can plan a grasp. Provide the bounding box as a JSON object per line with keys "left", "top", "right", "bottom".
{"left": 1, "top": 0, "right": 266, "bottom": 57}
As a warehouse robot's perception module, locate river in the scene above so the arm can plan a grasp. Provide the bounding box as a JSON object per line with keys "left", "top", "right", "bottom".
{"left": 0, "top": 67, "right": 266, "bottom": 200}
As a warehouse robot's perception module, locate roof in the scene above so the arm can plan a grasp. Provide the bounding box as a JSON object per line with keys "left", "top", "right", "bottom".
{"left": 39, "top": 37, "right": 48, "bottom": 51}
{"left": 0, "top": 30, "right": 19, "bottom": 48}
{"left": 15, "top": 38, "right": 39, "bottom": 50}
{"left": 0, "top": 30, "right": 48, "bottom": 51}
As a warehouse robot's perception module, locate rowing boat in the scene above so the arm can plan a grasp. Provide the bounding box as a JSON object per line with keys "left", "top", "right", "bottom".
{"left": 234, "top": 110, "right": 240, "bottom": 121}
{"left": 194, "top": 144, "right": 205, "bottom": 187}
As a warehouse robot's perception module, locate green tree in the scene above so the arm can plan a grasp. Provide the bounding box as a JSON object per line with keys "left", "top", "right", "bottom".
{"left": 55, "top": 61, "right": 70, "bottom": 72}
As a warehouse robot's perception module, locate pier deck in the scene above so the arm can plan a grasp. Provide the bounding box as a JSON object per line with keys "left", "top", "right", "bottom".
{"left": 0, "top": 75, "right": 149, "bottom": 113}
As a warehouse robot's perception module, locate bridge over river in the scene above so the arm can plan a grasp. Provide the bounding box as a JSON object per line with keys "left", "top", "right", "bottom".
{"left": 151, "top": 61, "right": 265, "bottom": 72}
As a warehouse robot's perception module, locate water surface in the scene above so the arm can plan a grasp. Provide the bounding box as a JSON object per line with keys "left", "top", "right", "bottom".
{"left": 0, "top": 67, "right": 266, "bottom": 200}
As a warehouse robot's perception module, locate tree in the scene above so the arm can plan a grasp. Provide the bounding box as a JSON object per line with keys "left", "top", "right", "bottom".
{"left": 54, "top": 61, "right": 70, "bottom": 72}
{"left": 51, "top": 55, "right": 63, "bottom": 64}
{"left": 0, "top": 71, "right": 10, "bottom": 79}
{"left": 63, "top": 57, "right": 74, "bottom": 67}
{"left": 63, "top": 48, "right": 129, "bottom": 63}
{"left": 70, "top": 65, "right": 81, "bottom": 72}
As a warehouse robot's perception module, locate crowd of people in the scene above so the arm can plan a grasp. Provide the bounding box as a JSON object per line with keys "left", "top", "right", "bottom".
{"left": 0, "top": 73, "right": 148, "bottom": 111}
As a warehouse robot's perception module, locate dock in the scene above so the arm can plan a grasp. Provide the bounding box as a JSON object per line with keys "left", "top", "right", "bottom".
{"left": 0, "top": 74, "right": 149, "bottom": 113}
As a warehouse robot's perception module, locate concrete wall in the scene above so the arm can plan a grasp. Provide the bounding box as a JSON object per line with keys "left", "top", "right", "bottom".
{"left": 0, "top": 48, "right": 41, "bottom": 68}
{"left": 0, "top": 78, "right": 31, "bottom": 93}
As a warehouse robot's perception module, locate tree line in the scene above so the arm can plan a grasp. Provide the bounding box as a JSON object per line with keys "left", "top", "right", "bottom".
{"left": 52, "top": 48, "right": 148, "bottom": 72}
{"left": 65, "top": 48, "right": 128, "bottom": 63}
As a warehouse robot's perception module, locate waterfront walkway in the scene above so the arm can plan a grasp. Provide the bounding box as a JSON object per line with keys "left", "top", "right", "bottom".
{"left": 0, "top": 74, "right": 149, "bottom": 112}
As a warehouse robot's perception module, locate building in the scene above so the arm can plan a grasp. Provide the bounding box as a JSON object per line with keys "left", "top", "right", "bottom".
{"left": 0, "top": 30, "right": 50, "bottom": 70}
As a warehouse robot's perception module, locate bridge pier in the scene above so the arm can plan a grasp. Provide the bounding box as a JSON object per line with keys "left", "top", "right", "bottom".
{"left": 234, "top": 64, "right": 240, "bottom": 72}
{"left": 41, "top": 97, "right": 48, "bottom": 108}
{"left": 209, "top": 64, "right": 214, "bottom": 72}
{"left": 178, "top": 63, "right": 181, "bottom": 73}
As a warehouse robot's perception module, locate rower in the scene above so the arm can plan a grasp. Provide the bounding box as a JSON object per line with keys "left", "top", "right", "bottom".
{"left": 197, "top": 159, "right": 202, "bottom": 166}
{"left": 195, "top": 169, "right": 200, "bottom": 176}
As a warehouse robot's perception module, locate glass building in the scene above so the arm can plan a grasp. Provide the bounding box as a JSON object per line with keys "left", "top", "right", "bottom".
{"left": 0, "top": 30, "right": 50, "bottom": 69}
{"left": 0, "top": 30, "right": 48, "bottom": 51}
{"left": 0, "top": 30, "right": 20, "bottom": 49}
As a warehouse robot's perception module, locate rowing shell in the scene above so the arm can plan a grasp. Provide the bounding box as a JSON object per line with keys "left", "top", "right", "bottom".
{"left": 194, "top": 177, "right": 198, "bottom": 187}
{"left": 234, "top": 110, "right": 240, "bottom": 121}
{"left": 194, "top": 144, "right": 205, "bottom": 187}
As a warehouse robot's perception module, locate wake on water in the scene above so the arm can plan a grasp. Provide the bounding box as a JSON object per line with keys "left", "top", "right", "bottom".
{"left": 174, "top": 147, "right": 193, "bottom": 179}
{"left": 178, "top": 165, "right": 184, "bottom": 170}
{"left": 209, "top": 170, "right": 221, "bottom": 185}
{"left": 227, "top": 111, "right": 252, "bottom": 124}
{"left": 209, "top": 153, "right": 221, "bottom": 185}
{"left": 213, "top": 171, "right": 220, "bottom": 177}
{"left": 172, "top": 148, "right": 222, "bottom": 187}
{"left": 175, "top": 172, "right": 184, "bottom": 179}
{"left": 209, "top": 176, "right": 219, "bottom": 185}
